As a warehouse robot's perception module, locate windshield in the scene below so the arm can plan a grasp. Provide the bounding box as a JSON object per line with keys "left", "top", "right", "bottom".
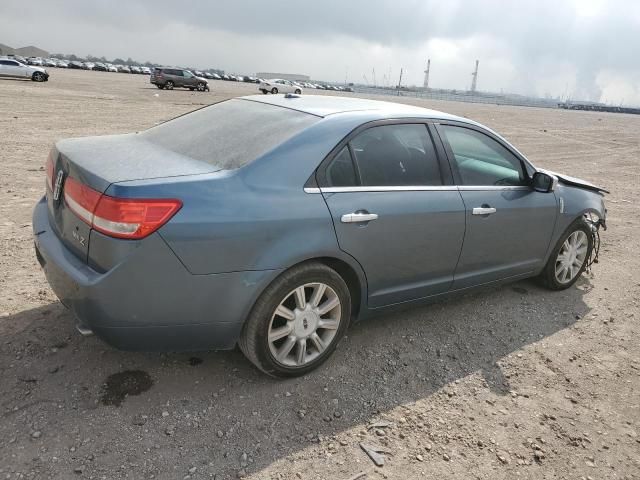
{"left": 141, "top": 99, "right": 319, "bottom": 169}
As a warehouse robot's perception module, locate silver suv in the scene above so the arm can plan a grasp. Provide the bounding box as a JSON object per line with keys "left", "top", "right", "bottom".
{"left": 0, "top": 57, "right": 49, "bottom": 82}
{"left": 150, "top": 67, "right": 209, "bottom": 91}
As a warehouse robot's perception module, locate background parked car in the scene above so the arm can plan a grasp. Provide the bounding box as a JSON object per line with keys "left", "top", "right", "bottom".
{"left": 82, "top": 62, "right": 94, "bottom": 70}
{"left": 93, "top": 63, "right": 108, "bottom": 72}
{"left": 141, "top": 66, "right": 151, "bottom": 75}
{"left": 259, "top": 78, "right": 303, "bottom": 95}
{"left": 117, "top": 65, "right": 131, "bottom": 73}
{"left": 107, "top": 64, "right": 117, "bottom": 72}
{"left": 68, "top": 61, "right": 83, "bottom": 69}
{"left": 150, "top": 67, "right": 209, "bottom": 91}
{"left": 27, "top": 57, "right": 44, "bottom": 66}
{"left": 0, "top": 57, "right": 49, "bottom": 81}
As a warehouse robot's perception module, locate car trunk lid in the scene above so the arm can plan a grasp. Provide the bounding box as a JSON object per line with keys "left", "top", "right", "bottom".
{"left": 46, "top": 134, "right": 219, "bottom": 263}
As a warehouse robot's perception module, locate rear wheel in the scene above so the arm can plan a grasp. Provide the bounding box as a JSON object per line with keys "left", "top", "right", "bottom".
{"left": 260, "top": 89, "right": 268, "bottom": 94}
{"left": 271, "top": 87, "right": 278, "bottom": 94}
{"left": 32, "top": 72, "right": 45, "bottom": 82}
{"left": 165, "top": 81, "right": 174, "bottom": 90}
{"left": 239, "top": 262, "right": 351, "bottom": 377}
{"left": 539, "top": 219, "right": 593, "bottom": 290}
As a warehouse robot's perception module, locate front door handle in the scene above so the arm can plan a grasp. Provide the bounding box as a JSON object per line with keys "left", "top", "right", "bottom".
{"left": 341, "top": 212, "right": 379, "bottom": 223}
{"left": 472, "top": 206, "right": 497, "bottom": 215}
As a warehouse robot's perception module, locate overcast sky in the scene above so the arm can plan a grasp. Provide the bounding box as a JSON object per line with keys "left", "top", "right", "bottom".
{"left": 1, "top": 0, "right": 639, "bottom": 104}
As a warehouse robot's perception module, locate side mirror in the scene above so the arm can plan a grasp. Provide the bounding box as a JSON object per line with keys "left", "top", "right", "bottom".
{"left": 532, "top": 171, "right": 556, "bottom": 193}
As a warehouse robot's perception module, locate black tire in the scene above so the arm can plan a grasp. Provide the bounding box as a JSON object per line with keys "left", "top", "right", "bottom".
{"left": 156, "top": 84, "right": 164, "bottom": 90}
{"left": 260, "top": 89, "right": 268, "bottom": 94}
{"left": 239, "top": 262, "right": 351, "bottom": 377}
{"left": 189, "top": 87, "right": 194, "bottom": 91}
{"left": 164, "top": 81, "right": 174, "bottom": 90}
{"left": 271, "top": 87, "right": 278, "bottom": 94}
{"left": 539, "top": 218, "right": 593, "bottom": 290}
{"left": 196, "top": 82, "right": 206, "bottom": 92}
{"left": 32, "top": 72, "right": 45, "bottom": 82}
{"left": 294, "top": 89, "right": 302, "bottom": 95}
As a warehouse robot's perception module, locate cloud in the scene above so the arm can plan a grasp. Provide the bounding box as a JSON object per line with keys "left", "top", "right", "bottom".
{"left": 1, "top": 0, "right": 639, "bottom": 104}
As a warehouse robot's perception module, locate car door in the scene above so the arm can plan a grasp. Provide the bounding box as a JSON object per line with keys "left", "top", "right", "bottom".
{"left": 183, "top": 70, "right": 196, "bottom": 87}
{"left": 436, "top": 123, "right": 558, "bottom": 289}
{"left": 317, "top": 122, "right": 466, "bottom": 308}
{"left": 0, "top": 59, "right": 21, "bottom": 78}
{"left": 171, "top": 69, "right": 184, "bottom": 87}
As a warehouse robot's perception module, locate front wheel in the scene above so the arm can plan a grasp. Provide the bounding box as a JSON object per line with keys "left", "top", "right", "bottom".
{"left": 239, "top": 262, "right": 351, "bottom": 377}
{"left": 32, "top": 72, "right": 46, "bottom": 82}
{"left": 196, "top": 82, "right": 206, "bottom": 92}
{"left": 539, "top": 219, "right": 593, "bottom": 290}
{"left": 271, "top": 87, "right": 278, "bottom": 94}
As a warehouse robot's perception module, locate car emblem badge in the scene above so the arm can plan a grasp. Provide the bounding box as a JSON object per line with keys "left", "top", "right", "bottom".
{"left": 53, "top": 170, "right": 64, "bottom": 201}
{"left": 303, "top": 318, "right": 309, "bottom": 329}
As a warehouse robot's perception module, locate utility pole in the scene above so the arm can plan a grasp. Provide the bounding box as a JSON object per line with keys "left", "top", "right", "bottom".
{"left": 372, "top": 68, "right": 376, "bottom": 88}
{"left": 397, "top": 68, "right": 403, "bottom": 94}
{"left": 470, "top": 59, "right": 479, "bottom": 93}
{"left": 423, "top": 59, "right": 431, "bottom": 89}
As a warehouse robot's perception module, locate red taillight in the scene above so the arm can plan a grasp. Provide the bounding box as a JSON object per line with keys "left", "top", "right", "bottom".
{"left": 45, "top": 152, "right": 54, "bottom": 191}
{"left": 63, "top": 176, "right": 101, "bottom": 224}
{"left": 63, "top": 176, "right": 182, "bottom": 240}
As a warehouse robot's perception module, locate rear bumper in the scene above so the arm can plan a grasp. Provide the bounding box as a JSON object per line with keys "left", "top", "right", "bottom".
{"left": 32, "top": 197, "right": 280, "bottom": 351}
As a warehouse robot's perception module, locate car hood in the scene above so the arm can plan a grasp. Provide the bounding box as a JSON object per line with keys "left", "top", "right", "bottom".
{"left": 541, "top": 169, "right": 609, "bottom": 194}
{"left": 195, "top": 76, "right": 208, "bottom": 82}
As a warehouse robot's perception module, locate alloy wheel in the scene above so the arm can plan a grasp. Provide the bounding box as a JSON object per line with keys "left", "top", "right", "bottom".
{"left": 555, "top": 230, "right": 588, "bottom": 284}
{"left": 267, "top": 282, "right": 341, "bottom": 367}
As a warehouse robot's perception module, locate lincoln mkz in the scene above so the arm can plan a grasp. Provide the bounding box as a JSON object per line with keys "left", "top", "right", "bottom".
{"left": 33, "top": 95, "right": 607, "bottom": 376}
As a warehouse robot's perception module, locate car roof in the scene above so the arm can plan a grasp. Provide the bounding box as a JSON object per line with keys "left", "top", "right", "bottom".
{"left": 239, "top": 94, "right": 472, "bottom": 123}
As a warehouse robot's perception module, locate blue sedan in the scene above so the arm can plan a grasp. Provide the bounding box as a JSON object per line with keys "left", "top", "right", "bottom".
{"left": 33, "top": 95, "right": 607, "bottom": 376}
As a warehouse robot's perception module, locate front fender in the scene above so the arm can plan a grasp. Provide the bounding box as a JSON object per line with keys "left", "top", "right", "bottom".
{"left": 544, "top": 184, "right": 606, "bottom": 263}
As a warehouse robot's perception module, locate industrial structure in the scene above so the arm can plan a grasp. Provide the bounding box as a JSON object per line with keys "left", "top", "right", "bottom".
{"left": 423, "top": 59, "right": 431, "bottom": 89}
{"left": 470, "top": 60, "right": 479, "bottom": 93}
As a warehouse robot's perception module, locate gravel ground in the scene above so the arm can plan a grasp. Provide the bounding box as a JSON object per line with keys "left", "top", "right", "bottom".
{"left": 1, "top": 69, "right": 639, "bottom": 480}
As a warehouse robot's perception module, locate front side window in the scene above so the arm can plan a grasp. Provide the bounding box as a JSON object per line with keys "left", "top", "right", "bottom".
{"left": 349, "top": 124, "right": 442, "bottom": 186}
{"left": 183, "top": 71, "right": 194, "bottom": 78}
{"left": 440, "top": 125, "right": 526, "bottom": 186}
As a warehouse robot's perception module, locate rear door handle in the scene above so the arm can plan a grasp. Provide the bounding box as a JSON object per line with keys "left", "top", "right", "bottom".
{"left": 341, "top": 212, "right": 379, "bottom": 223}
{"left": 472, "top": 207, "right": 497, "bottom": 215}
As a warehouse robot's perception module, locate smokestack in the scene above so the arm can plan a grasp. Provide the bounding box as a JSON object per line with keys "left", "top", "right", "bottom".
{"left": 470, "top": 59, "right": 479, "bottom": 93}
{"left": 423, "top": 59, "right": 431, "bottom": 89}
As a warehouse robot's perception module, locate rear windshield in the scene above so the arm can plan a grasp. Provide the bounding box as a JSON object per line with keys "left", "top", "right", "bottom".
{"left": 141, "top": 99, "right": 319, "bottom": 169}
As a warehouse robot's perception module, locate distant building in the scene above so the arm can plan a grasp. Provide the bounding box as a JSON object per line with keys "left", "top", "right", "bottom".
{"left": 256, "top": 72, "right": 310, "bottom": 81}
{"left": 0, "top": 43, "right": 49, "bottom": 58}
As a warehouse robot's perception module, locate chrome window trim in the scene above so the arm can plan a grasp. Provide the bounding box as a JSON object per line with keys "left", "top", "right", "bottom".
{"left": 457, "top": 185, "right": 531, "bottom": 191}
{"left": 304, "top": 185, "right": 531, "bottom": 194}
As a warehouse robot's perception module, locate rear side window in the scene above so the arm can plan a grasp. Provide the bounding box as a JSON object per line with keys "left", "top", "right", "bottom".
{"left": 326, "top": 147, "right": 357, "bottom": 187}
{"left": 350, "top": 124, "right": 442, "bottom": 186}
{"left": 141, "top": 99, "right": 319, "bottom": 169}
